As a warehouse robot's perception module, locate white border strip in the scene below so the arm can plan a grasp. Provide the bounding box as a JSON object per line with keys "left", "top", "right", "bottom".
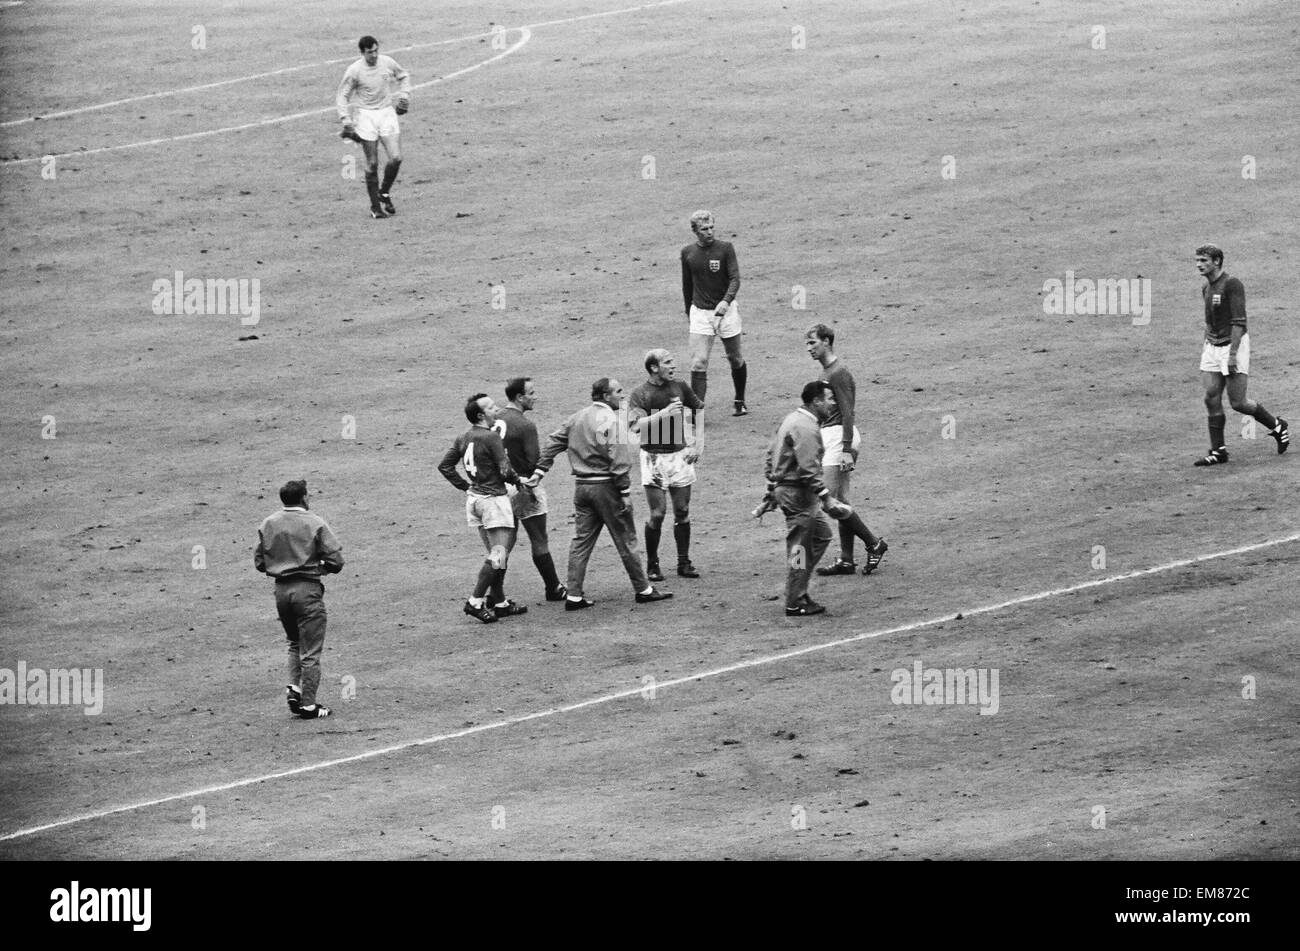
{"left": 0, "top": 0, "right": 700, "bottom": 128}
{"left": 3, "top": 530, "right": 1296, "bottom": 844}
{"left": 0, "top": 30, "right": 532, "bottom": 166}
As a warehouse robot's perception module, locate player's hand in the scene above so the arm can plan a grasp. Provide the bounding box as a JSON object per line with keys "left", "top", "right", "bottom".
{"left": 340, "top": 120, "right": 358, "bottom": 140}
{"left": 1227, "top": 358, "right": 1238, "bottom": 376}
{"left": 683, "top": 448, "right": 700, "bottom": 465}
{"left": 837, "top": 451, "right": 855, "bottom": 472}
{"left": 617, "top": 492, "right": 632, "bottom": 517}
{"left": 523, "top": 473, "right": 542, "bottom": 489}
{"left": 395, "top": 97, "right": 409, "bottom": 115}
{"left": 714, "top": 301, "right": 730, "bottom": 317}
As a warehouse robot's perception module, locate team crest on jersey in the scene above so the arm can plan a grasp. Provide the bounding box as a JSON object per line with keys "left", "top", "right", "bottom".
{"left": 709, "top": 259, "right": 720, "bottom": 272}
{"left": 1211, "top": 294, "right": 1221, "bottom": 306}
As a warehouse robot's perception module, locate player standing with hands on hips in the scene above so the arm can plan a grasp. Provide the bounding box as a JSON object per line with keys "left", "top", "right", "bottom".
{"left": 255, "top": 480, "right": 345, "bottom": 719}
{"left": 682, "top": 210, "right": 749, "bottom": 416}
{"left": 336, "top": 35, "right": 410, "bottom": 219}
{"left": 763, "top": 382, "right": 853, "bottom": 616}
{"left": 1191, "top": 243, "right": 1288, "bottom": 466}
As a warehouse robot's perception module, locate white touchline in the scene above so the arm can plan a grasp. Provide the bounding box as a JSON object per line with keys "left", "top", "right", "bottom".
{"left": 0, "top": 0, "right": 701, "bottom": 129}
{"left": 0, "top": 30, "right": 532, "bottom": 167}
{"left": 2, "top": 530, "right": 1296, "bottom": 844}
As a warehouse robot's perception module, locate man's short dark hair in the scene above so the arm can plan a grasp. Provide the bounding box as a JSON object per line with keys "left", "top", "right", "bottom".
{"left": 802, "top": 380, "right": 832, "bottom": 405}
{"left": 1195, "top": 243, "right": 1224, "bottom": 266}
{"left": 464, "top": 393, "right": 489, "bottom": 424}
{"left": 358, "top": 35, "right": 378, "bottom": 52}
{"left": 807, "top": 323, "right": 835, "bottom": 347}
{"left": 591, "top": 378, "right": 612, "bottom": 402}
{"left": 280, "top": 479, "right": 307, "bottom": 506}
{"left": 505, "top": 377, "right": 530, "bottom": 402}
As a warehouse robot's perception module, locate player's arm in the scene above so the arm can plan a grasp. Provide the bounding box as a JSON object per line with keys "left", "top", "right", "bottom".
{"left": 387, "top": 56, "right": 412, "bottom": 111}
{"left": 683, "top": 387, "right": 704, "bottom": 462}
{"left": 438, "top": 440, "right": 470, "bottom": 491}
{"left": 681, "top": 250, "right": 693, "bottom": 316}
{"left": 723, "top": 243, "right": 740, "bottom": 304}
{"left": 254, "top": 528, "right": 268, "bottom": 573}
{"left": 826, "top": 372, "right": 856, "bottom": 464}
{"left": 336, "top": 67, "right": 356, "bottom": 120}
{"left": 531, "top": 418, "right": 572, "bottom": 483}
{"left": 1227, "top": 278, "right": 1247, "bottom": 368}
{"left": 316, "top": 524, "right": 345, "bottom": 574}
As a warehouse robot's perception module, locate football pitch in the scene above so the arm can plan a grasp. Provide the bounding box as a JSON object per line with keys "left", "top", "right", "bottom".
{"left": 0, "top": 0, "right": 1297, "bottom": 860}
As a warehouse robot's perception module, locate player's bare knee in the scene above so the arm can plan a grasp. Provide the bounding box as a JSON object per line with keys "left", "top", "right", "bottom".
{"left": 646, "top": 512, "right": 666, "bottom": 530}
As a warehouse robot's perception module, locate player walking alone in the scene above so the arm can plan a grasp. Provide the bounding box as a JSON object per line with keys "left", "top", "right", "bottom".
{"left": 1191, "top": 244, "right": 1289, "bottom": 466}
{"left": 681, "top": 210, "right": 748, "bottom": 415}
{"left": 336, "top": 35, "right": 411, "bottom": 219}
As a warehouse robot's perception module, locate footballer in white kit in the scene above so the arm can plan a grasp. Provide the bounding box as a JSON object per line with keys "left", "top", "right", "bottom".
{"left": 336, "top": 35, "right": 411, "bottom": 219}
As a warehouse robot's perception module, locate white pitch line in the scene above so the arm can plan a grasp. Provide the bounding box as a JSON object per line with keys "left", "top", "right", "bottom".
{"left": 0, "top": 30, "right": 532, "bottom": 167}
{"left": 0, "top": 0, "right": 701, "bottom": 128}
{"left": 2, "top": 530, "right": 1297, "bottom": 845}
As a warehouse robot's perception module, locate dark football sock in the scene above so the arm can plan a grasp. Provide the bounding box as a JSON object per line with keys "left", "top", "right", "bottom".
{"left": 673, "top": 521, "right": 691, "bottom": 563}
{"left": 1251, "top": 405, "right": 1277, "bottom": 431}
{"left": 644, "top": 523, "right": 661, "bottom": 564}
{"left": 365, "top": 170, "right": 382, "bottom": 208}
{"left": 1208, "top": 413, "right": 1226, "bottom": 450}
{"left": 691, "top": 371, "right": 707, "bottom": 402}
{"left": 731, "top": 362, "right": 747, "bottom": 402}
{"left": 532, "top": 551, "right": 561, "bottom": 590}
{"left": 472, "top": 561, "right": 495, "bottom": 599}
{"left": 381, "top": 158, "right": 402, "bottom": 194}
{"left": 837, "top": 520, "right": 856, "bottom": 564}
{"left": 491, "top": 568, "right": 506, "bottom": 605}
{"left": 844, "top": 511, "right": 879, "bottom": 548}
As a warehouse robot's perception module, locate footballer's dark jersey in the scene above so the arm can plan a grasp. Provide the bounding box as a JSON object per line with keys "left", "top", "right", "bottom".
{"left": 681, "top": 240, "right": 740, "bottom": 311}
{"left": 1203, "top": 272, "right": 1246, "bottom": 346}
{"left": 497, "top": 407, "right": 540, "bottom": 477}
{"left": 437, "top": 427, "right": 516, "bottom": 496}
{"left": 629, "top": 379, "right": 704, "bottom": 453}
{"left": 820, "top": 360, "right": 857, "bottom": 455}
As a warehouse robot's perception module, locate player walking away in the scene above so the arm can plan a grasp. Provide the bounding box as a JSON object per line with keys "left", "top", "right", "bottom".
{"left": 1192, "top": 244, "right": 1288, "bottom": 466}
{"left": 255, "top": 480, "right": 344, "bottom": 719}
{"left": 336, "top": 35, "right": 410, "bottom": 219}
{"left": 764, "top": 382, "right": 853, "bottom": 616}
{"left": 527, "top": 378, "right": 673, "bottom": 610}
{"left": 805, "top": 325, "right": 889, "bottom": 575}
{"left": 498, "top": 377, "right": 567, "bottom": 601}
{"left": 681, "top": 210, "right": 748, "bottom": 416}
{"left": 628, "top": 349, "right": 705, "bottom": 580}
{"left": 438, "top": 394, "right": 527, "bottom": 623}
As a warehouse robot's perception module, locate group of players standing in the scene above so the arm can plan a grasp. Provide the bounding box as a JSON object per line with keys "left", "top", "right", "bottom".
{"left": 436, "top": 210, "right": 890, "bottom": 622}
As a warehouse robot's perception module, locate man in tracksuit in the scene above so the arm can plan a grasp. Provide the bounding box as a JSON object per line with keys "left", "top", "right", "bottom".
{"left": 254, "top": 479, "right": 345, "bottom": 718}
{"left": 528, "top": 378, "right": 673, "bottom": 611}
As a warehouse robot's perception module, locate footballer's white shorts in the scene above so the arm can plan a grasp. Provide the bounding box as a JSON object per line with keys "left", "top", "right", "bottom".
{"left": 640, "top": 448, "right": 697, "bottom": 489}
{"left": 354, "top": 106, "right": 400, "bottom": 141}
{"left": 1200, "top": 334, "right": 1249, "bottom": 376}
{"left": 466, "top": 491, "right": 514, "bottom": 530}
{"left": 689, "top": 302, "right": 742, "bottom": 339}
{"left": 819, "top": 424, "right": 862, "bottom": 467}
{"left": 508, "top": 483, "right": 549, "bottom": 521}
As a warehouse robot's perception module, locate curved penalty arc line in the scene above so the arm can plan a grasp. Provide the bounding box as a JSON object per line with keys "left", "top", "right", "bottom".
{"left": 0, "top": 27, "right": 531, "bottom": 167}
